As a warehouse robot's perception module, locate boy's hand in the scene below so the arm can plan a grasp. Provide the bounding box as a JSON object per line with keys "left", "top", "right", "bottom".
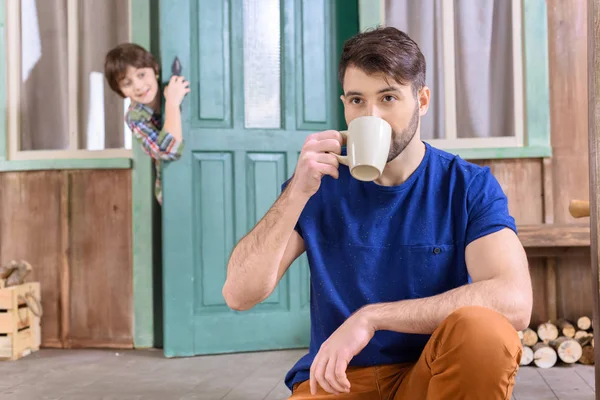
{"left": 164, "top": 75, "right": 191, "bottom": 107}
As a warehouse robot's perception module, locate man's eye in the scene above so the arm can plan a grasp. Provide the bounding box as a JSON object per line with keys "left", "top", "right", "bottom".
{"left": 138, "top": 72, "right": 145, "bottom": 78}
{"left": 351, "top": 98, "right": 362, "bottom": 104}
{"left": 383, "top": 95, "right": 396, "bottom": 102}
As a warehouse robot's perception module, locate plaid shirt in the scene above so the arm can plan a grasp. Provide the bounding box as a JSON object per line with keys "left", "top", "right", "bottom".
{"left": 125, "top": 102, "right": 184, "bottom": 205}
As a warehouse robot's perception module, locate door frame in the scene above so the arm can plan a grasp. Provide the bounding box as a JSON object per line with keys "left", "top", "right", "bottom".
{"left": 130, "top": 0, "right": 161, "bottom": 349}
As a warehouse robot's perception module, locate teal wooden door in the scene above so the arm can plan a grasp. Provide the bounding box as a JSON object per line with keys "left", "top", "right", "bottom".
{"left": 160, "top": 0, "right": 357, "bottom": 356}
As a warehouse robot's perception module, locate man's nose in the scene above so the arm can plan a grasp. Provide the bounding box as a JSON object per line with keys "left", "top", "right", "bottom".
{"left": 366, "top": 105, "right": 382, "bottom": 118}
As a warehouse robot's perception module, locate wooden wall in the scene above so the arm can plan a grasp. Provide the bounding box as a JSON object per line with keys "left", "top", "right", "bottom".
{"left": 547, "top": 0, "right": 592, "bottom": 322}
{"left": 0, "top": 170, "right": 133, "bottom": 348}
{"left": 474, "top": 0, "right": 592, "bottom": 326}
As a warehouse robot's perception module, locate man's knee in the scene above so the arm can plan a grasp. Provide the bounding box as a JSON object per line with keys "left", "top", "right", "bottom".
{"left": 440, "top": 306, "right": 522, "bottom": 364}
{"left": 416, "top": 307, "right": 522, "bottom": 398}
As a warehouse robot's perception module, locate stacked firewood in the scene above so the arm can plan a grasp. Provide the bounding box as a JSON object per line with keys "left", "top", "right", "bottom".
{"left": 518, "top": 317, "right": 594, "bottom": 368}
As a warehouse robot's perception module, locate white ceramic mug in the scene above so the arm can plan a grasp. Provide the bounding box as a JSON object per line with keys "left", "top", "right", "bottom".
{"left": 334, "top": 116, "right": 392, "bottom": 181}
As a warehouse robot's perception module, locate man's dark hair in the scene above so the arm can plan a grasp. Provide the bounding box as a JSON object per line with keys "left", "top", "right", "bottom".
{"left": 104, "top": 43, "right": 160, "bottom": 98}
{"left": 338, "top": 26, "right": 426, "bottom": 96}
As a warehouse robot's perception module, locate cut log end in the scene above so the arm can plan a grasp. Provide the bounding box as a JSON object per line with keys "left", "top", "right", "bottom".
{"left": 520, "top": 346, "right": 534, "bottom": 366}
{"left": 556, "top": 319, "right": 576, "bottom": 338}
{"left": 533, "top": 343, "right": 558, "bottom": 368}
{"left": 550, "top": 337, "right": 583, "bottom": 364}
{"left": 522, "top": 328, "right": 539, "bottom": 347}
{"left": 577, "top": 316, "right": 592, "bottom": 331}
{"left": 537, "top": 322, "right": 559, "bottom": 343}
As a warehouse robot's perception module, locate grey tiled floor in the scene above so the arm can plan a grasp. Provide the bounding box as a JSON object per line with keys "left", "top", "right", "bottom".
{"left": 0, "top": 349, "right": 595, "bottom": 399}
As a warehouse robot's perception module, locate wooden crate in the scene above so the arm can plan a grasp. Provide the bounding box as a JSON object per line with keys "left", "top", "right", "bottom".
{"left": 0, "top": 282, "right": 41, "bottom": 360}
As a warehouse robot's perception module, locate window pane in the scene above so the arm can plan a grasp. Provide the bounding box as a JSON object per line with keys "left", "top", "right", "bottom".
{"left": 20, "top": 0, "right": 69, "bottom": 151}
{"left": 384, "top": 0, "right": 445, "bottom": 140}
{"left": 78, "top": 0, "right": 130, "bottom": 150}
{"left": 385, "top": 0, "right": 516, "bottom": 140}
{"left": 454, "top": 0, "right": 514, "bottom": 138}
{"left": 243, "top": 0, "right": 282, "bottom": 129}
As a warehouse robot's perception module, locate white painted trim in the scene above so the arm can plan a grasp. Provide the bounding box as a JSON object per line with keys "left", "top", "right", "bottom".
{"left": 512, "top": 0, "right": 525, "bottom": 146}
{"left": 6, "top": 0, "right": 20, "bottom": 160}
{"left": 11, "top": 148, "right": 133, "bottom": 160}
{"left": 68, "top": 0, "right": 78, "bottom": 150}
{"left": 427, "top": 136, "right": 520, "bottom": 150}
{"left": 441, "top": 0, "right": 458, "bottom": 141}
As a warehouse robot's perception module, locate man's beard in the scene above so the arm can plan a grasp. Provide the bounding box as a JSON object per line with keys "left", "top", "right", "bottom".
{"left": 387, "top": 104, "right": 420, "bottom": 163}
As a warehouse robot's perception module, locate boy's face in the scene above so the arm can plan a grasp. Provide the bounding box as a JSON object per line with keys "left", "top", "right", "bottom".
{"left": 341, "top": 66, "right": 430, "bottom": 162}
{"left": 118, "top": 66, "right": 159, "bottom": 105}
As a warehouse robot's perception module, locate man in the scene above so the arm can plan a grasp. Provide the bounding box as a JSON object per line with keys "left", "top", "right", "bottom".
{"left": 223, "top": 27, "right": 532, "bottom": 399}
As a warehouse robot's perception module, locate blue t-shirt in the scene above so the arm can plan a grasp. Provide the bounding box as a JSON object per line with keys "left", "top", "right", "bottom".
{"left": 281, "top": 141, "right": 517, "bottom": 390}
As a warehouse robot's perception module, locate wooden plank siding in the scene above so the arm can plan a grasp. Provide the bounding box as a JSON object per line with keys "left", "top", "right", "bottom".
{"left": 0, "top": 170, "right": 133, "bottom": 348}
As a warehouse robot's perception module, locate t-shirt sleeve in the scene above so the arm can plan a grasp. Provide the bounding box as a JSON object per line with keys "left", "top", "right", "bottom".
{"left": 280, "top": 177, "right": 304, "bottom": 238}
{"left": 465, "top": 167, "right": 517, "bottom": 246}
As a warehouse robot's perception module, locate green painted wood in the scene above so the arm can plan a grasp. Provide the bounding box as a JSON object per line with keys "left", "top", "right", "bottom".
{"left": 358, "top": 0, "right": 382, "bottom": 32}
{"left": 0, "top": 0, "right": 6, "bottom": 161}
{"left": 441, "top": 145, "right": 552, "bottom": 161}
{"left": 161, "top": 0, "right": 358, "bottom": 356}
{"left": 160, "top": 0, "right": 195, "bottom": 357}
{"left": 0, "top": 158, "right": 132, "bottom": 171}
{"left": 295, "top": 0, "right": 335, "bottom": 131}
{"left": 523, "top": 0, "right": 551, "bottom": 150}
{"left": 357, "top": 0, "right": 552, "bottom": 158}
{"left": 131, "top": 0, "right": 157, "bottom": 349}
{"left": 195, "top": 0, "right": 230, "bottom": 125}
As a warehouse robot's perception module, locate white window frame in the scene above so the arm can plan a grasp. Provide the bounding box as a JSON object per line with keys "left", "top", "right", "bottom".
{"left": 5, "top": 0, "right": 133, "bottom": 161}
{"left": 365, "top": 0, "right": 525, "bottom": 150}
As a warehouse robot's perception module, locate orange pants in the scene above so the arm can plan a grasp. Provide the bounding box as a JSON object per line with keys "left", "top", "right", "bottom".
{"left": 289, "top": 306, "right": 522, "bottom": 400}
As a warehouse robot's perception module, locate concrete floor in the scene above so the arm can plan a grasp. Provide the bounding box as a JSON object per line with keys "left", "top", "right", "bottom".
{"left": 0, "top": 348, "right": 595, "bottom": 400}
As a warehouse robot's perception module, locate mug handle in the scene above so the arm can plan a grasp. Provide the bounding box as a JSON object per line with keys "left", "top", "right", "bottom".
{"left": 332, "top": 130, "right": 348, "bottom": 166}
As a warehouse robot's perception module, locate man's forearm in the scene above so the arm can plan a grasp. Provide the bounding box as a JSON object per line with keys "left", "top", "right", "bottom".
{"left": 359, "top": 278, "right": 531, "bottom": 334}
{"left": 223, "top": 185, "right": 307, "bottom": 309}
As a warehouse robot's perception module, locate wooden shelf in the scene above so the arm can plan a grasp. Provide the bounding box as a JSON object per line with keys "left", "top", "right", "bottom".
{"left": 518, "top": 224, "right": 590, "bottom": 248}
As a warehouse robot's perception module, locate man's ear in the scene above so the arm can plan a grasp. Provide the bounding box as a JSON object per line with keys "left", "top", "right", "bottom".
{"left": 418, "top": 86, "right": 431, "bottom": 116}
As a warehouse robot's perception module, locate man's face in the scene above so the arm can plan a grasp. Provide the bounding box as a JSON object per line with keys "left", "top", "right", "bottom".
{"left": 118, "top": 66, "right": 159, "bottom": 105}
{"left": 341, "top": 66, "right": 429, "bottom": 162}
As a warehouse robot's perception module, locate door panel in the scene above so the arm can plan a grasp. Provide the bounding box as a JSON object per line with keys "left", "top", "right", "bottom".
{"left": 161, "top": 0, "right": 356, "bottom": 356}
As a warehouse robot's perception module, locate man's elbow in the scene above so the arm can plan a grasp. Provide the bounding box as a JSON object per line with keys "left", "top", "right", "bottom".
{"left": 511, "top": 292, "right": 533, "bottom": 331}
{"left": 222, "top": 285, "right": 251, "bottom": 311}
{"left": 512, "top": 311, "right": 531, "bottom": 331}
{"left": 221, "top": 283, "right": 269, "bottom": 312}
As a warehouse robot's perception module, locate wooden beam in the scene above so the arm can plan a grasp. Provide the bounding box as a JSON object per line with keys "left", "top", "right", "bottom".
{"left": 525, "top": 246, "right": 590, "bottom": 259}
{"left": 542, "top": 158, "right": 558, "bottom": 322}
{"left": 60, "top": 172, "right": 70, "bottom": 348}
{"left": 587, "top": 0, "right": 600, "bottom": 394}
{"left": 517, "top": 224, "right": 591, "bottom": 247}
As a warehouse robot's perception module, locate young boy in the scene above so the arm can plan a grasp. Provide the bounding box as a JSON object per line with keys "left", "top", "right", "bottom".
{"left": 104, "top": 43, "right": 190, "bottom": 205}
